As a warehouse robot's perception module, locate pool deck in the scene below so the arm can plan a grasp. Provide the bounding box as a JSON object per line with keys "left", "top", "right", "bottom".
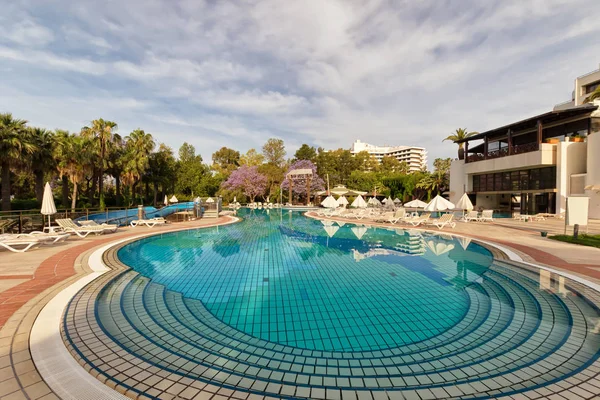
{"left": 0, "top": 213, "right": 599, "bottom": 399}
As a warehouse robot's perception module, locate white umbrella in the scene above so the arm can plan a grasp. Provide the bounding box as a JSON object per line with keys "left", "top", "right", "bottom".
{"left": 424, "top": 195, "right": 455, "bottom": 212}
{"left": 40, "top": 182, "right": 57, "bottom": 228}
{"left": 387, "top": 196, "right": 393, "bottom": 204}
{"left": 205, "top": 197, "right": 215, "bottom": 203}
{"left": 393, "top": 198, "right": 402, "bottom": 204}
{"left": 164, "top": 195, "right": 169, "bottom": 206}
{"left": 368, "top": 197, "right": 381, "bottom": 206}
{"left": 337, "top": 196, "right": 349, "bottom": 206}
{"left": 351, "top": 226, "right": 368, "bottom": 240}
{"left": 457, "top": 236, "right": 472, "bottom": 250}
{"left": 425, "top": 240, "right": 455, "bottom": 256}
{"left": 321, "top": 195, "right": 338, "bottom": 208}
{"left": 404, "top": 199, "right": 428, "bottom": 208}
{"left": 323, "top": 225, "right": 339, "bottom": 238}
{"left": 382, "top": 198, "right": 390, "bottom": 204}
{"left": 336, "top": 221, "right": 346, "bottom": 227}
{"left": 455, "top": 193, "right": 474, "bottom": 211}
{"left": 233, "top": 196, "right": 237, "bottom": 203}
{"left": 194, "top": 197, "right": 201, "bottom": 203}
{"left": 169, "top": 195, "right": 178, "bottom": 203}
{"left": 351, "top": 195, "right": 367, "bottom": 208}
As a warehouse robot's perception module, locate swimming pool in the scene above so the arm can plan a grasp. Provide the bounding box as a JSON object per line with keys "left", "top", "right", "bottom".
{"left": 64, "top": 209, "right": 600, "bottom": 399}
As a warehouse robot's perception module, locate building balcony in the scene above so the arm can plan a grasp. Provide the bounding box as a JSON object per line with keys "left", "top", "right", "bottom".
{"left": 464, "top": 143, "right": 557, "bottom": 175}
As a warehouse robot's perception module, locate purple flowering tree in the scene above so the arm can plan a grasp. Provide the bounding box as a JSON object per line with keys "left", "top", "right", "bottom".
{"left": 281, "top": 160, "right": 325, "bottom": 196}
{"left": 222, "top": 165, "right": 267, "bottom": 202}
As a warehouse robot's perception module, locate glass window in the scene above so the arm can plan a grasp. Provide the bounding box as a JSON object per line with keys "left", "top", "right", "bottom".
{"left": 511, "top": 171, "right": 520, "bottom": 191}
{"left": 494, "top": 173, "right": 503, "bottom": 191}
{"left": 487, "top": 175, "right": 494, "bottom": 191}
{"left": 502, "top": 172, "right": 511, "bottom": 191}
{"left": 473, "top": 175, "right": 480, "bottom": 192}
{"left": 529, "top": 169, "right": 540, "bottom": 190}
{"left": 520, "top": 170, "right": 529, "bottom": 190}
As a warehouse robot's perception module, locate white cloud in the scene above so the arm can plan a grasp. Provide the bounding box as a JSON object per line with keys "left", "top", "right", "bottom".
{"left": 1, "top": 0, "right": 600, "bottom": 165}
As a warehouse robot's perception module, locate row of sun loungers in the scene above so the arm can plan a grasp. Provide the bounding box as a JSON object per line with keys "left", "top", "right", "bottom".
{"left": 130, "top": 217, "right": 168, "bottom": 228}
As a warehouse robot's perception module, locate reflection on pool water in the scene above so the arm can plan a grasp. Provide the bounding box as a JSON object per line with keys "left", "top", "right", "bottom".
{"left": 66, "top": 208, "right": 600, "bottom": 398}
{"left": 119, "top": 209, "right": 490, "bottom": 351}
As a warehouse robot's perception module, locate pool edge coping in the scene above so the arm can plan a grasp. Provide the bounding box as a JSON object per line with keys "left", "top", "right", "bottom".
{"left": 32, "top": 212, "right": 600, "bottom": 399}
{"left": 29, "top": 216, "right": 240, "bottom": 400}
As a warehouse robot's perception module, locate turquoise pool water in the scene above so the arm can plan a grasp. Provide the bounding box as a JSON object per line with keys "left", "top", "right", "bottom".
{"left": 118, "top": 209, "right": 493, "bottom": 352}
{"left": 66, "top": 208, "right": 600, "bottom": 398}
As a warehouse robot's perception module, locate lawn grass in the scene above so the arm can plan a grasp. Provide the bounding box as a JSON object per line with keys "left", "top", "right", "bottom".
{"left": 548, "top": 234, "right": 600, "bottom": 249}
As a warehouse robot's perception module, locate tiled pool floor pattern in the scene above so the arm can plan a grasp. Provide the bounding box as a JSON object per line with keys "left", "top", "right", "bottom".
{"left": 116, "top": 212, "right": 490, "bottom": 353}
{"left": 61, "top": 229, "right": 600, "bottom": 398}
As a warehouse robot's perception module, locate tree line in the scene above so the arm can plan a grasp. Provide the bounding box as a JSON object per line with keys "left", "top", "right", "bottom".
{"left": 0, "top": 112, "right": 452, "bottom": 211}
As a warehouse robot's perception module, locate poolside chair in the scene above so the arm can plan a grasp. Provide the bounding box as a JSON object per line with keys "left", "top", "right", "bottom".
{"left": 372, "top": 212, "right": 394, "bottom": 223}
{"left": 406, "top": 213, "right": 430, "bottom": 227}
{"left": 433, "top": 214, "right": 456, "bottom": 230}
{"left": 78, "top": 220, "right": 119, "bottom": 233}
{"left": 0, "top": 219, "right": 17, "bottom": 234}
{"left": 464, "top": 211, "right": 479, "bottom": 222}
{"left": 0, "top": 236, "right": 43, "bottom": 253}
{"left": 478, "top": 210, "right": 494, "bottom": 222}
{"left": 532, "top": 213, "right": 546, "bottom": 221}
{"left": 130, "top": 217, "right": 167, "bottom": 228}
{"left": 15, "top": 231, "right": 70, "bottom": 244}
{"left": 55, "top": 219, "right": 105, "bottom": 237}
{"left": 386, "top": 208, "right": 406, "bottom": 224}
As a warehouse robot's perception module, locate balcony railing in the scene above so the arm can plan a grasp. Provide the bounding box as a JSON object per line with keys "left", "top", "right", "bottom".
{"left": 466, "top": 142, "right": 540, "bottom": 163}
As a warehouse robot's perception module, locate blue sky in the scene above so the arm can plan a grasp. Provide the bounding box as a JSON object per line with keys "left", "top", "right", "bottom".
{"left": 1, "top": 0, "right": 600, "bottom": 167}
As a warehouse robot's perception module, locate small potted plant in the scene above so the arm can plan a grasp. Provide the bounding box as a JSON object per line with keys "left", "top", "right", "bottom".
{"left": 540, "top": 231, "right": 548, "bottom": 237}
{"left": 570, "top": 135, "right": 585, "bottom": 142}
{"left": 545, "top": 138, "right": 559, "bottom": 144}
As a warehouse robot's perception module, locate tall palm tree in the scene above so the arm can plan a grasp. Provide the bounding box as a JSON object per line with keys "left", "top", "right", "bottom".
{"left": 29, "top": 127, "right": 56, "bottom": 203}
{"left": 0, "top": 113, "right": 35, "bottom": 211}
{"left": 81, "top": 119, "right": 118, "bottom": 208}
{"left": 56, "top": 134, "right": 89, "bottom": 210}
{"left": 54, "top": 129, "right": 72, "bottom": 207}
{"left": 123, "top": 129, "right": 155, "bottom": 204}
{"left": 443, "top": 128, "right": 478, "bottom": 159}
{"left": 106, "top": 135, "right": 125, "bottom": 206}
{"left": 585, "top": 86, "right": 600, "bottom": 103}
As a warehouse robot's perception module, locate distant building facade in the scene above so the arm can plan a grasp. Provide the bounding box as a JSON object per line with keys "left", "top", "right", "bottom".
{"left": 350, "top": 140, "right": 427, "bottom": 172}
{"left": 554, "top": 64, "right": 600, "bottom": 110}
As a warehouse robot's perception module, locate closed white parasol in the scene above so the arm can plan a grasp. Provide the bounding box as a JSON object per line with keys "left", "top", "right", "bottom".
{"left": 351, "top": 195, "right": 367, "bottom": 208}
{"left": 40, "top": 182, "right": 57, "bottom": 228}
{"left": 455, "top": 193, "right": 474, "bottom": 211}
{"left": 337, "top": 196, "right": 349, "bottom": 206}
{"left": 164, "top": 195, "right": 168, "bottom": 206}
{"left": 321, "top": 195, "right": 338, "bottom": 208}
{"left": 424, "top": 195, "right": 455, "bottom": 212}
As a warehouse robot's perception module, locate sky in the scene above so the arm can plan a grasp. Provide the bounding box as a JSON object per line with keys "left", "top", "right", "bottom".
{"left": 1, "top": 0, "right": 600, "bottom": 168}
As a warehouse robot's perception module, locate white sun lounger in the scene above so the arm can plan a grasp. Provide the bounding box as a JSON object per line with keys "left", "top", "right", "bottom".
{"left": 130, "top": 217, "right": 167, "bottom": 228}
{"left": 55, "top": 219, "right": 105, "bottom": 238}
{"left": 78, "top": 220, "right": 119, "bottom": 233}
{"left": 0, "top": 237, "right": 43, "bottom": 252}
{"left": 478, "top": 210, "right": 494, "bottom": 222}
{"left": 16, "top": 231, "right": 70, "bottom": 244}
{"left": 433, "top": 214, "right": 456, "bottom": 230}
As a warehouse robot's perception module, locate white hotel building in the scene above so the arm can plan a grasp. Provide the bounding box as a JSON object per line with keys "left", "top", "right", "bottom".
{"left": 350, "top": 140, "right": 428, "bottom": 172}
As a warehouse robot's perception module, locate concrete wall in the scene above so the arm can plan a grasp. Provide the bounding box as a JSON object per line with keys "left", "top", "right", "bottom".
{"left": 449, "top": 159, "right": 467, "bottom": 205}
{"left": 586, "top": 121, "right": 600, "bottom": 218}
{"left": 464, "top": 143, "right": 556, "bottom": 175}
{"left": 556, "top": 141, "right": 588, "bottom": 214}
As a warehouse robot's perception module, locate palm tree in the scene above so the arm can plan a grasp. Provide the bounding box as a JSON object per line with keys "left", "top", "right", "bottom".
{"left": 0, "top": 113, "right": 35, "bottom": 211}
{"left": 54, "top": 130, "right": 72, "bottom": 207}
{"left": 443, "top": 128, "right": 478, "bottom": 159}
{"left": 29, "top": 127, "right": 56, "bottom": 203}
{"left": 81, "top": 119, "right": 118, "bottom": 208}
{"left": 105, "top": 135, "right": 126, "bottom": 206}
{"left": 56, "top": 134, "right": 89, "bottom": 210}
{"left": 585, "top": 86, "right": 600, "bottom": 103}
{"left": 123, "top": 129, "right": 155, "bottom": 204}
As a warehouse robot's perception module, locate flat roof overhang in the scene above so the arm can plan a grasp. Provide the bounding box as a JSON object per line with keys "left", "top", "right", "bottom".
{"left": 456, "top": 104, "right": 598, "bottom": 144}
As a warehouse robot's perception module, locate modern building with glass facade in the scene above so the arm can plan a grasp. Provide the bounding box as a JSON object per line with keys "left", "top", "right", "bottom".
{"left": 449, "top": 101, "right": 600, "bottom": 218}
